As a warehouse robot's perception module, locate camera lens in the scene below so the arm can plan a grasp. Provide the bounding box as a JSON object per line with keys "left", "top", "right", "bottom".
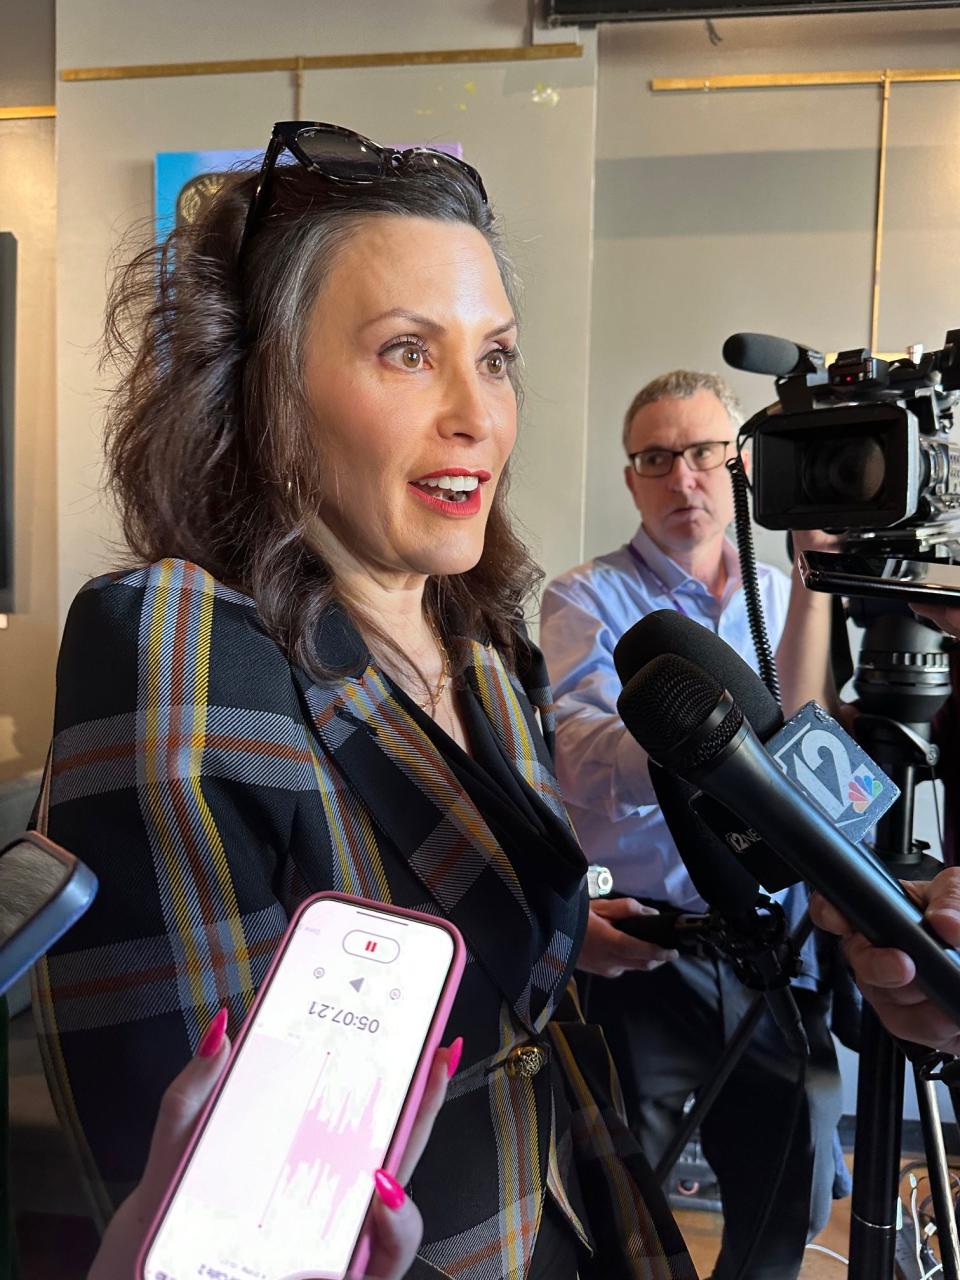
{"left": 801, "top": 436, "right": 886, "bottom": 507}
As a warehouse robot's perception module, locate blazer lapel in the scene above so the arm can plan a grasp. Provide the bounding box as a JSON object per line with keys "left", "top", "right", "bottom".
{"left": 465, "top": 642, "right": 589, "bottom": 1032}
{"left": 466, "top": 640, "right": 573, "bottom": 831}
{"left": 296, "top": 663, "right": 543, "bottom": 1033}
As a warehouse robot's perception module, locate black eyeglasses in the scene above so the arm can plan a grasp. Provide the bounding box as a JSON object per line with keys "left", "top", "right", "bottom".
{"left": 629, "top": 441, "right": 733, "bottom": 478}
{"left": 240, "top": 121, "right": 489, "bottom": 254}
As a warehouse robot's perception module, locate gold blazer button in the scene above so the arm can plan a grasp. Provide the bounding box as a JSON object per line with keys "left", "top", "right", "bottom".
{"left": 505, "top": 1044, "right": 547, "bottom": 1078}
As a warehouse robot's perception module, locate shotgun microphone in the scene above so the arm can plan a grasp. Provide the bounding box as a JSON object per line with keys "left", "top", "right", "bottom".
{"left": 722, "top": 332, "right": 824, "bottom": 378}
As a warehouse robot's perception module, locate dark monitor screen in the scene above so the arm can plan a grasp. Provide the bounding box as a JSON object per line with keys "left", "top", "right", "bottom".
{"left": 0, "top": 232, "right": 14, "bottom": 612}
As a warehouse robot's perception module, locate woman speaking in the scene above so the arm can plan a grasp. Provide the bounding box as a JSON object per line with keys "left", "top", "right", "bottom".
{"left": 34, "top": 122, "right": 692, "bottom": 1279}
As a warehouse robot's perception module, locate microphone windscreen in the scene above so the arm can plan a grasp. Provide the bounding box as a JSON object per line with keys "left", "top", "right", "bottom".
{"left": 617, "top": 655, "right": 741, "bottom": 766}
{"left": 722, "top": 332, "right": 807, "bottom": 377}
{"left": 616, "top": 656, "right": 762, "bottom": 916}
{"left": 613, "top": 610, "right": 782, "bottom": 740}
{"left": 614, "top": 625, "right": 793, "bottom": 908}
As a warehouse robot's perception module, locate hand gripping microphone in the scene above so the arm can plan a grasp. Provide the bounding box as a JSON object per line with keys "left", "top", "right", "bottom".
{"left": 617, "top": 652, "right": 960, "bottom": 1025}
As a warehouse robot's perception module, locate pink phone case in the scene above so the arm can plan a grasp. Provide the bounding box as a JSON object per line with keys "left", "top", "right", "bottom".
{"left": 136, "top": 891, "right": 466, "bottom": 1280}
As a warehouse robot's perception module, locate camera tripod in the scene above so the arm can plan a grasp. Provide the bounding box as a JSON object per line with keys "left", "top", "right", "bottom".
{"left": 843, "top": 602, "right": 960, "bottom": 1279}
{"left": 647, "top": 903, "right": 813, "bottom": 1280}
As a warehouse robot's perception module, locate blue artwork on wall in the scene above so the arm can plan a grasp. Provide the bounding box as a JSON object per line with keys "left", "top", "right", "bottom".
{"left": 155, "top": 142, "right": 465, "bottom": 236}
{"left": 155, "top": 148, "right": 262, "bottom": 238}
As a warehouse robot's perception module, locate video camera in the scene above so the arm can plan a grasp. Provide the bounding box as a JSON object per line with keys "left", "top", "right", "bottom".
{"left": 724, "top": 330, "right": 960, "bottom": 558}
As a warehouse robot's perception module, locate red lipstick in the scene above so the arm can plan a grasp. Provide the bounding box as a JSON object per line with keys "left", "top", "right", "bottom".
{"left": 407, "top": 483, "right": 483, "bottom": 517}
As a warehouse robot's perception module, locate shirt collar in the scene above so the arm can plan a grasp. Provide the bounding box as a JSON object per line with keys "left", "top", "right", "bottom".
{"left": 629, "top": 524, "right": 742, "bottom": 599}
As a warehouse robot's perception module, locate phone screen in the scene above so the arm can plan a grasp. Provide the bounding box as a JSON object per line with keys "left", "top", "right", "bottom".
{"left": 143, "top": 897, "right": 456, "bottom": 1280}
{"left": 0, "top": 839, "right": 72, "bottom": 946}
{"left": 801, "top": 550, "right": 960, "bottom": 602}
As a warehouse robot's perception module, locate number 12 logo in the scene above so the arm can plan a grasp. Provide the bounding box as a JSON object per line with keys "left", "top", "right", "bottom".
{"left": 773, "top": 724, "right": 881, "bottom": 827}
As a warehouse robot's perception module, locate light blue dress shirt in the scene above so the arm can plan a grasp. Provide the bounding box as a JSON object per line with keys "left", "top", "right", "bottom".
{"left": 540, "top": 524, "right": 791, "bottom": 911}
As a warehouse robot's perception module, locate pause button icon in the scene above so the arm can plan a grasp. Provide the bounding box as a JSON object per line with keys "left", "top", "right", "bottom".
{"left": 344, "top": 930, "right": 399, "bottom": 963}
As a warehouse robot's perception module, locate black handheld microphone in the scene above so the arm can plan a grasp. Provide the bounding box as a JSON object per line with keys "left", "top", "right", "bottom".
{"left": 613, "top": 908, "right": 718, "bottom": 954}
{"left": 613, "top": 610, "right": 795, "bottom": 910}
{"left": 617, "top": 653, "right": 960, "bottom": 1024}
{"left": 722, "top": 332, "right": 824, "bottom": 379}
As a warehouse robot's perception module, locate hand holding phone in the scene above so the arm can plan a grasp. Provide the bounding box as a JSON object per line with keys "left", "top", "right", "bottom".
{"left": 138, "top": 893, "right": 464, "bottom": 1280}
{"left": 93, "top": 1013, "right": 456, "bottom": 1280}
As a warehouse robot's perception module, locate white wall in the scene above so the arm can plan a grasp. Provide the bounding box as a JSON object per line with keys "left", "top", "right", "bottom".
{"left": 589, "top": 11, "right": 960, "bottom": 574}
{"left": 55, "top": 1, "right": 598, "bottom": 619}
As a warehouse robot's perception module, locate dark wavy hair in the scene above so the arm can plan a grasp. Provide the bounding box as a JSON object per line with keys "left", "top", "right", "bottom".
{"left": 102, "top": 160, "right": 542, "bottom": 682}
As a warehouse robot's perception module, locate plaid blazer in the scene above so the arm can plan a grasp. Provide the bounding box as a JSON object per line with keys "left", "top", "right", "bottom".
{"left": 32, "top": 559, "right": 695, "bottom": 1280}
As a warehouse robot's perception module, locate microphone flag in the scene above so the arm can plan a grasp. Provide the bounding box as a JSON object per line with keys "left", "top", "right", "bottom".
{"left": 690, "top": 701, "right": 900, "bottom": 892}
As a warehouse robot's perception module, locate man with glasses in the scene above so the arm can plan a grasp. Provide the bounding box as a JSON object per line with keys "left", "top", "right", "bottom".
{"left": 541, "top": 370, "right": 843, "bottom": 1279}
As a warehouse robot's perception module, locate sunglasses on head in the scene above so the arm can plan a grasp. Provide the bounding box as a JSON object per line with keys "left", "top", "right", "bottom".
{"left": 240, "top": 121, "right": 489, "bottom": 254}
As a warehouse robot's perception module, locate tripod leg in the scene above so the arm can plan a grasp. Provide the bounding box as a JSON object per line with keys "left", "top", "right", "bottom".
{"left": 653, "top": 915, "right": 815, "bottom": 1183}
{"left": 653, "top": 990, "right": 766, "bottom": 1183}
{"left": 849, "top": 1005, "right": 906, "bottom": 1279}
{"left": 914, "top": 1066, "right": 960, "bottom": 1280}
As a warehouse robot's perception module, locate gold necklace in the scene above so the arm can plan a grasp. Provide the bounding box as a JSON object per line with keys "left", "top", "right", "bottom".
{"left": 422, "top": 614, "right": 450, "bottom": 714}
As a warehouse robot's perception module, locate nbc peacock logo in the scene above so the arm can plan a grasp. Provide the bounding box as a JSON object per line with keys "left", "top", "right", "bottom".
{"left": 848, "top": 770, "right": 883, "bottom": 814}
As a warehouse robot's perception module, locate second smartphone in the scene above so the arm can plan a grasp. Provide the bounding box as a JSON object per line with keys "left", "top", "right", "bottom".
{"left": 798, "top": 548, "right": 960, "bottom": 605}
{"left": 0, "top": 831, "right": 98, "bottom": 997}
{"left": 139, "top": 892, "right": 465, "bottom": 1280}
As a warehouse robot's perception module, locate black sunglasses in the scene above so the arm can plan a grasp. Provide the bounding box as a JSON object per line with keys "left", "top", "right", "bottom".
{"left": 240, "top": 121, "right": 489, "bottom": 254}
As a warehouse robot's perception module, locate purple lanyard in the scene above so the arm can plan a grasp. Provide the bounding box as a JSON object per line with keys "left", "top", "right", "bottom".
{"left": 626, "top": 541, "right": 691, "bottom": 618}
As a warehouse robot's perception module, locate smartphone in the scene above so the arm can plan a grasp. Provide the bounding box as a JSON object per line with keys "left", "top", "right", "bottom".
{"left": 0, "top": 831, "right": 98, "bottom": 997}
{"left": 138, "top": 892, "right": 465, "bottom": 1280}
{"left": 798, "top": 548, "right": 960, "bottom": 605}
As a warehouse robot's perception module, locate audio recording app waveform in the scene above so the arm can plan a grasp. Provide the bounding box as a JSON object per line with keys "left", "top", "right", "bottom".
{"left": 143, "top": 900, "right": 455, "bottom": 1280}
{"left": 262, "top": 1051, "right": 383, "bottom": 1233}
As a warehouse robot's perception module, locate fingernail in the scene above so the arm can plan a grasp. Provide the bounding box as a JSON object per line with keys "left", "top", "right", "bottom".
{"left": 446, "top": 1036, "right": 464, "bottom": 1078}
{"left": 374, "top": 1168, "right": 405, "bottom": 1210}
{"left": 197, "top": 1007, "right": 228, "bottom": 1059}
{"left": 877, "top": 956, "right": 907, "bottom": 984}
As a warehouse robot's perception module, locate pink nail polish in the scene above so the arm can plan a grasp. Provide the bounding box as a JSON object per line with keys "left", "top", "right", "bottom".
{"left": 446, "top": 1035, "right": 464, "bottom": 1078}
{"left": 197, "top": 1007, "right": 228, "bottom": 1059}
{"left": 374, "top": 1168, "right": 405, "bottom": 1210}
